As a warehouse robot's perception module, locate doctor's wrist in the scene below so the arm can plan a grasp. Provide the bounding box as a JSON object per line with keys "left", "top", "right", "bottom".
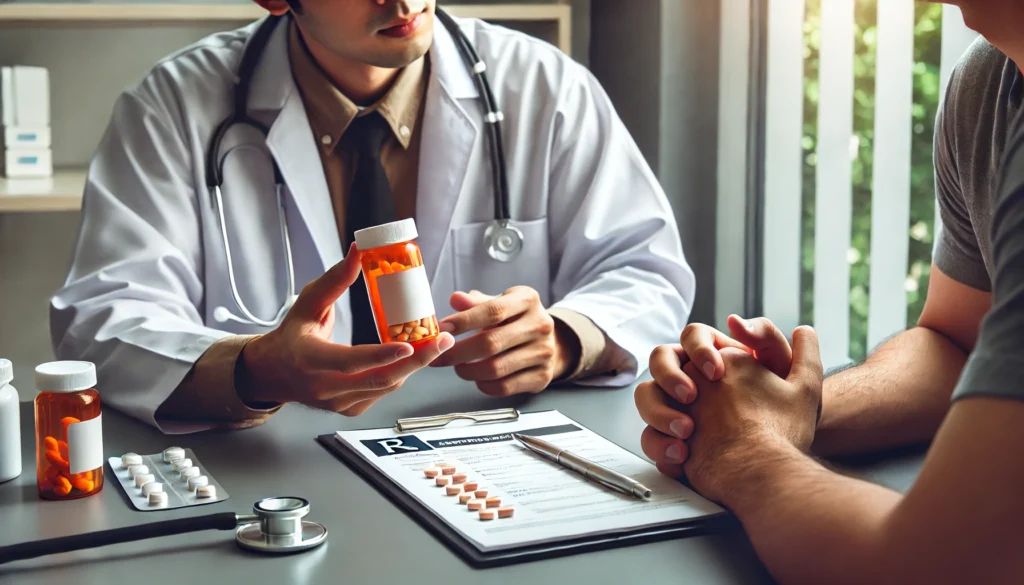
{"left": 235, "top": 335, "right": 282, "bottom": 409}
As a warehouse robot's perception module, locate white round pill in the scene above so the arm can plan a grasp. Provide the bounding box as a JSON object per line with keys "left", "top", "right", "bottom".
{"left": 135, "top": 473, "right": 156, "bottom": 488}
{"left": 179, "top": 467, "right": 201, "bottom": 481}
{"left": 127, "top": 464, "right": 149, "bottom": 479}
{"left": 172, "top": 458, "right": 193, "bottom": 471}
{"left": 121, "top": 453, "right": 143, "bottom": 468}
{"left": 196, "top": 485, "right": 217, "bottom": 499}
{"left": 149, "top": 491, "right": 168, "bottom": 506}
{"left": 163, "top": 447, "right": 185, "bottom": 463}
{"left": 187, "top": 475, "right": 209, "bottom": 491}
{"left": 142, "top": 482, "right": 164, "bottom": 496}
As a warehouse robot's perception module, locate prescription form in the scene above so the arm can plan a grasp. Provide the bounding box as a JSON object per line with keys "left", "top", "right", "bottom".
{"left": 334, "top": 411, "right": 724, "bottom": 552}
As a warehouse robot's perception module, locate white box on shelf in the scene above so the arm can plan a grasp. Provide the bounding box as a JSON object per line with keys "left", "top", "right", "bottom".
{"left": 3, "top": 148, "right": 53, "bottom": 178}
{"left": 2, "top": 126, "right": 51, "bottom": 149}
{"left": 1, "top": 66, "right": 51, "bottom": 127}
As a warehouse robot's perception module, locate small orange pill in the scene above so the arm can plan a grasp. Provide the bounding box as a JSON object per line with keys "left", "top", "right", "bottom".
{"left": 70, "top": 476, "right": 94, "bottom": 492}
{"left": 61, "top": 416, "right": 80, "bottom": 436}
{"left": 459, "top": 493, "right": 473, "bottom": 504}
{"left": 45, "top": 450, "right": 69, "bottom": 470}
{"left": 58, "top": 440, "right": 69, "bottom": 460}
{"left": 498, "top": 507, "right": 515, "bottom": 519}
{"left": 445, "top": 485, "right": 463, "bottom": 496}
{"left": 452, "top": 474, "right": 467, "bottom": 485}
{"left": 440, "top": 465, "right": 456, "bottom": 475}
{"left": 463, "top": 482, "right": 478, "bottom": 492}
{"left": 423, "top": 468, "right": 441, "bottom": 478}
{"left": 43, "top": 436, "right": 58, "bottom": 451}
{"left": 436, "top": 476, "right": 452, "bottom": 487}
{"left": 467, "top": 499, "right": 484, "bottom": 511}
{"left": 474, "top": 490, "right": 488, "bottom": 498}
{"left": 486, "top": 497, "right": 501, "bottom": 508}
{"left": 53, "top": 476, "right": 72, "bottom": 496}
{"left": 391, "top": 262, "right": 406, "bottom": 272}
{"left": 379, "top": 262, "right": 394, "bottom": 275}
{"left": 479, "top": 509, "right": 496, "bottom": 521}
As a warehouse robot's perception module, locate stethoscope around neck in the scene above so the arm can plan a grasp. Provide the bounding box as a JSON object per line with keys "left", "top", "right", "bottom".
{"left": 208, "top": 10, "right": 523, "bottom": 329}
{"left": 0, "top": 496, "right": 328, "bottom": 563}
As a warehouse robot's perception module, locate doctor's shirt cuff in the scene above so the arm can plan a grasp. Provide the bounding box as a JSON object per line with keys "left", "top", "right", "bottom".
{"left": 549, "top": 308, "right": 622, "bottom": 382}
{"left": 155, "top": 335, "right": 281, "bottom": 430}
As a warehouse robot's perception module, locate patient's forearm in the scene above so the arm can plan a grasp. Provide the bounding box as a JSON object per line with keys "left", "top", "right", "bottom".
{"left": 812, "top": 327, "right": 967, "bottom": 457}
{"left": 720, "top": 442, "right": 901, "bottom": 585}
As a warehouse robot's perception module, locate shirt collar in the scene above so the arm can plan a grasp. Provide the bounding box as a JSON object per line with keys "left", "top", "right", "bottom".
{"left": 288, "top": 20, "right": 427, "bottom": 153}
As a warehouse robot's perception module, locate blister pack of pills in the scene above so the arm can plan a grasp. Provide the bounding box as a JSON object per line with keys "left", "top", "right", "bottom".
{"left": 106, "top": 447, "right": 229, "bottom": 511}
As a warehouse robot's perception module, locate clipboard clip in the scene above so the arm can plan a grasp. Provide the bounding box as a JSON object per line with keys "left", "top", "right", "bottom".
{"left": 395, "top": 408, "right": 520, "bottom": 433}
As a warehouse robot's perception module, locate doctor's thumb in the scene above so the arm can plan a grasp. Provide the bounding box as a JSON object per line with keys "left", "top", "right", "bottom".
{"left": 296, "top": 244, "right": 364, "bottom": 316}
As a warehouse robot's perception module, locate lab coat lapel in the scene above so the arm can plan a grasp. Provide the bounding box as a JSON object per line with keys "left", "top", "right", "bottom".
{"left": 264, "top": 75, "right": 342, "bottom": 274}
{"left": 417, "top": 18, "right": 480, "bottom": 280}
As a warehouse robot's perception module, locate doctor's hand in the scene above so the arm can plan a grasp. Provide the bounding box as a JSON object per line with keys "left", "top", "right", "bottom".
{"left": 237, "top": 243, "right": 455, "bottom": 416}
{"left": 429, "top": 287, "right": 579, "bottom": 397}
{"left": 634, "top": 316, "right": 792, "bottom": 477}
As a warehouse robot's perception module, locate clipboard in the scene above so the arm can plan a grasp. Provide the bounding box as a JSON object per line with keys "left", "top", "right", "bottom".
{"left": 316, "top": 409, "right": 736, "bottom": 568}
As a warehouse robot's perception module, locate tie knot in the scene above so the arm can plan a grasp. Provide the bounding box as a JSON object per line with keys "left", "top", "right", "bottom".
{"left": 348, "top": 112, "right": 391, "bottom": 156}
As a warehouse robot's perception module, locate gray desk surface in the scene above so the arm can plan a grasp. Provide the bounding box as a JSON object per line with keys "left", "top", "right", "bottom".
{"left": 0, "top": 369, "right": 925, "bottom": 584}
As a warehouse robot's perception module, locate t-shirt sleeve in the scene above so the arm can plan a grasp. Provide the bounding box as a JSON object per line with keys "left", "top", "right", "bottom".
{"left": 932, "top": 67, "right": 993, "bottom": 292}
{"left": 953, "top": 121, "right": 1024, "bottom": 402}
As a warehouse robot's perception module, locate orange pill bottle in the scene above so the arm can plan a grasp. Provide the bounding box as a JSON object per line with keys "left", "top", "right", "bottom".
{"left": 355, "top": 219, "right": 440, "bottom": 345}
{"left": 34, "top": 361, "right": 104, "bottom": 500}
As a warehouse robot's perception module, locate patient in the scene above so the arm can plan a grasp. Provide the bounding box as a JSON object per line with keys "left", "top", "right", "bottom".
{"left": 633, "top": 1, "right": 1024, "bottom": 582}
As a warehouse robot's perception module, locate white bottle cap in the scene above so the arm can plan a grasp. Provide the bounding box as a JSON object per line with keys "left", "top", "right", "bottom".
{"left": 35, "top": 361, "right": 97, "bottom": 393}
{"left": 354, "top": 218, "right": 418, "bottom": 251}
{"left": 0, "top": 359, "right": 12, "bottom": 387}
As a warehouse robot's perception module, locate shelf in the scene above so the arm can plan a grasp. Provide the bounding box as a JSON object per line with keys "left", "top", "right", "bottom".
{"left": 0, "top": 3, "right": 572, "bottom": 54}
{"left": 0, "top": 169, "right": 84, "bottom": 212}
{"left": 0, "top": 3, "right": 571, "bottom": 23}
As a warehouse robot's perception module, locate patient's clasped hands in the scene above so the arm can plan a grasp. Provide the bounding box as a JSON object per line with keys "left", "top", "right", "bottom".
{"left": 635, "top": 316, "right": 824, "bottom": 504}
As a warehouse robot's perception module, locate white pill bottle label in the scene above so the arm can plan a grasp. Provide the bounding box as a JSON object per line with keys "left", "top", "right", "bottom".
{"left": 376, "top": 266, "right": 436, "bottom": 326}
{"left": 67, "top": 414, "right": 103, "bottom": 474}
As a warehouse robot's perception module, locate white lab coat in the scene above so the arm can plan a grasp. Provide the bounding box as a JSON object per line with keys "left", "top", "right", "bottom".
{"left": 51, "top": 16, "right": 695, "bottom": 431}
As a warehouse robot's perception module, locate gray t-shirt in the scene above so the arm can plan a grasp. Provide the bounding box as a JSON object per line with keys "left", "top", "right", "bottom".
{"left": 954, "top": 105, "right": 1024, "bottom": 402}
{"left": 934, "top": 39, "right": 1022, "bottom": 292}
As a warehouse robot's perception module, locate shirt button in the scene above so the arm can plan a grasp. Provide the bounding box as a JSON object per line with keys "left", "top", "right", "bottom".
{"left": 399, "top": 125, "right": 411, "bottom": 138}
{"left": 321, "top": 135, "right": 333, "bottom": 145}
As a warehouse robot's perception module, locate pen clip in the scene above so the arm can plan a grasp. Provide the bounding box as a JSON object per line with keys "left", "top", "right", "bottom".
{"left": 395, "top": 408, "right": 520, "bottom": 433}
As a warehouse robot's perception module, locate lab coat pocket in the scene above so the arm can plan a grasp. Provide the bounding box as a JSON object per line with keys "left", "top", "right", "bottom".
{"left": 451, "top": 218, "right": 551, "bottom": 306}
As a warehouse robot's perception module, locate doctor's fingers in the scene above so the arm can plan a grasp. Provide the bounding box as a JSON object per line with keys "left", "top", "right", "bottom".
{"left": 453, "top": 342, "right": 552, "bottom": 382}
{"left": 293, "top": 243, "right": 363, "bottom": 318}
{"left": 476, "top": 366, "right": 551, "bottom": 398}
{"left": 640, "top": 425, "right": 690, "bottom": 470}
{"left": 310, "top": 384, "right": 402, "bottom": 415}
{"left": 678, "top": 323, "right": 751, "bottom": 382}
{"left": 634, "top": 381, "right": 695, "bottom": 441}
{"left": 339, "top": 332, "right": 456, "bottom": 391}
{"left": 430, "top": 320, "right": 541, "bottom": 367}
{"left": 439, "top": 287, "right": 539, "bottom": 336}
{"left": 302, "top": 339, "right": 414, "bottom": 374}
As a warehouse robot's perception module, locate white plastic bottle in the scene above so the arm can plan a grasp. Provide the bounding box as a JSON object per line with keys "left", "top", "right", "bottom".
{"left": 0, "top": 359, "right": 21, "bottom": 483}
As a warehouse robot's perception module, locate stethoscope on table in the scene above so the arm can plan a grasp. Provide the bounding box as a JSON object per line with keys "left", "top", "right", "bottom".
{"left": 211, "top": 9, "right": 523, "bottom": 328}
{"left": 0, "top": 496, "right": 327, "bottom": 563}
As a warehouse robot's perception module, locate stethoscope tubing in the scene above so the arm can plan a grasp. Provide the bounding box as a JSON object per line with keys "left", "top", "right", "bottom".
{"left": 0, "top": 512, "right": 242, "bottom": 564}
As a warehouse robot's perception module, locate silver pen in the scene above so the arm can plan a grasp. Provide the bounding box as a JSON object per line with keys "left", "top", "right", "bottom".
{"left": 513, "top": 433, "right": 652, "bottom": 499}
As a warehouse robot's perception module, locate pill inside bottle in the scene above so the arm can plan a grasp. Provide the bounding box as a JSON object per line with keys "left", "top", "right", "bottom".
{"left": 354, "top": 219, "right": 439, "bottom": 345}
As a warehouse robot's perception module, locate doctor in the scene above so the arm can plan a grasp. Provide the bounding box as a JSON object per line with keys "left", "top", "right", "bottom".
{"left": 51, "top": 0, "right": 694, "bottom": 432}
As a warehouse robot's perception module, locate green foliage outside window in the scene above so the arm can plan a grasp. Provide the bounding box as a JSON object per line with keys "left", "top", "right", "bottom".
{"left": 800, "top": 1, "right": 944, "bottom": 361}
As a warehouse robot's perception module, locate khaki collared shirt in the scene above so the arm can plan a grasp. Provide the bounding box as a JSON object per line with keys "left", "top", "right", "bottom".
{"left": 156, "top": 22, "right": 614, "bottom": 428}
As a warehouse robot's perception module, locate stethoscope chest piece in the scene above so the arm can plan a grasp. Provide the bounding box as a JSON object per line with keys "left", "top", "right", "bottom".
{"left": 235, "top": 496, "right": 328, "bottom": 554}
{"left": 485, "top": 220, "right": 524, "bottom": 263}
